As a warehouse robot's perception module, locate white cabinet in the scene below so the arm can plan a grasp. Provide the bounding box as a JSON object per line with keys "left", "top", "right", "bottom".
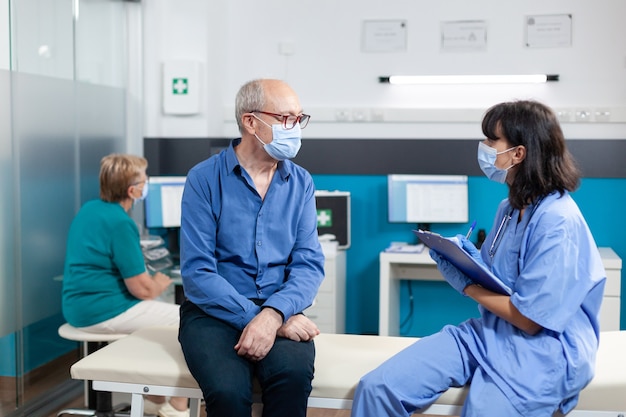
{"left": 305, "top": 249, "right": 346, "bottom": 334}
{"left": 379, "top": 247, "right": 622, "bottom": 335}
{"left": 598, "top": 247, "right": 622, "bottom": 331}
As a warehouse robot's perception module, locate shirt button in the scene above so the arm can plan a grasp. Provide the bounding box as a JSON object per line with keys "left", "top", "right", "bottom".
{"left": 257, "top": 241, "right": 262, "bottom": 246}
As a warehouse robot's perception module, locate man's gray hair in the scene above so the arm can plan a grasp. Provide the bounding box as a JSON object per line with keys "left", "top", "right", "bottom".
{"left": 235, "top": 79, "right": 266, "bottom": 133}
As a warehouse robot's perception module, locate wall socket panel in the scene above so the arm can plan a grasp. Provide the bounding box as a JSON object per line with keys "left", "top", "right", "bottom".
{"left": 224, "top": 107, "right": 626, "bottom": 124}
{"left": 324, "top": 108, "right": 485, "bottom": 123}
{"left": 332, "top": 108, "right": 376, "bottom": 122}
{"left": 553, "top": 108, "right": 623, "bottom": 123}
{"left": 324, "top": 107, "right": 626, "bottom": 123}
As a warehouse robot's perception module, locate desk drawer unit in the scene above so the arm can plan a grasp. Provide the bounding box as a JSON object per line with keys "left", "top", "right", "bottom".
{"left": 598, "top": 247, "right": 622, "bottom": 331}
{"left": 305, "top": 250, "right": 346, "bottom": 334}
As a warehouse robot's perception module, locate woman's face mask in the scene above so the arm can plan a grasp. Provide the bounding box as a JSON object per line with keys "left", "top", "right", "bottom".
{"left": 253, "top": 115, "right": 302, "bottom": 161}
{"left": 477, "top": 142, "right": 517, "bottom": 184}
{"left": 132, "top": 181, "right": 149, "bottom": 202}
{"left": 138, "top": 183, "right": 149, "bottom": 201}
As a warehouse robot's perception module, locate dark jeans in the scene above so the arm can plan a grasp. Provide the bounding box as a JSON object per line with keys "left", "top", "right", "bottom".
{"left": 178, "top": 300, "right": 315, "bottom": 417}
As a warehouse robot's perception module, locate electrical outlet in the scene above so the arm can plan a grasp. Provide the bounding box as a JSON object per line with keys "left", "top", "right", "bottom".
{"left": 556, "top": 109, "right": 573, "bottom": 123}
{"left": 594, "top": 108, "right": 611, "bottom": 122}
{"left": 574, "top": 109, "right": 592, "bottom": 122}
{"left": 335, "top": 109, "right": 350, "bottom": 122}
{"left": 370, "top": 109, "right": 385, "bottom": 122}
{"left": 352, "top": 109, "right": 368, "bottom": 122}
{"left": 278, "top": 41, "right": 295, "bottom": 56}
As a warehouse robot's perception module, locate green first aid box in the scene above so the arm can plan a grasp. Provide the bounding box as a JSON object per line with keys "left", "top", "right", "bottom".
{"left": 315, "top": 190, "right": 351, "bottom": 249}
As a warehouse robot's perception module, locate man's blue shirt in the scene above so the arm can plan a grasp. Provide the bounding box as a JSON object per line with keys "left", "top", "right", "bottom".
{"left": 180, "top": 139, "right": 325, "bottom": 330}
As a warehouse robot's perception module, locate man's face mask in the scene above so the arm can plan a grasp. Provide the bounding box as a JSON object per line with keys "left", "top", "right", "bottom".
{"left": 253, "top": 115, "right": 302, "bottom": 161}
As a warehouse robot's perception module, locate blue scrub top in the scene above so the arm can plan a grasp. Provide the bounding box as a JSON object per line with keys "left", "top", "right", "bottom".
{"left": 462, "top": 191, "right": 606, "bottom": 414}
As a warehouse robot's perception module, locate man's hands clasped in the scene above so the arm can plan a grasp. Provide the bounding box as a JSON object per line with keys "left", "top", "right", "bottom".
{"left": 277, "top": 314, "right": 320, "bottom": 342}
{"left": 234, "top": 308, "right": 319, "bottom": 362}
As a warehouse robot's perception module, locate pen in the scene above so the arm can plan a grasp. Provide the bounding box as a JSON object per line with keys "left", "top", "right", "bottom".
{"left": 466, "top": 220, "right": 477, "bottom": 239}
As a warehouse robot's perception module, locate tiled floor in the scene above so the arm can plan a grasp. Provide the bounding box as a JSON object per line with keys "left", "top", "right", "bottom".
{"left": 47, "top": 397, "right": 353, "bottom": 417}
{"left": 48, "top": 399, "right": 447, "bottom": 417}
{"left": 46, "top": 398, "right": 353, "bottom": 417}
{"left": 1, "top": 350, "right": 79, "bottom": 417}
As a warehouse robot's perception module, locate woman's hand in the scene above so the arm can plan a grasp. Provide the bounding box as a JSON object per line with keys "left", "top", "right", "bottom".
{"left": 125, "top": 271, "right": 172, "bottom": 300}
{"left": 457, "top": 234, "right": 487, "bottom": 268}
{"left": 429, "top": 249, "right": 473, "bottom": 296}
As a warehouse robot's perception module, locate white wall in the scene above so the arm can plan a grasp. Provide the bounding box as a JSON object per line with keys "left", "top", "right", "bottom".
{"left": 143, "top": 0, "right": 626, "bottom": 140}
{"left": 143, "top": 0, "right": 225, "bottom": 139}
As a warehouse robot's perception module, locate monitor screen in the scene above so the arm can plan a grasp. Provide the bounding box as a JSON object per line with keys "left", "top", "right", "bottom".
{"left": 145, "top": 176, "right": 186, "bottom": 228}
{"left": 387, "top": 174, "right": 468, "bottom": 224}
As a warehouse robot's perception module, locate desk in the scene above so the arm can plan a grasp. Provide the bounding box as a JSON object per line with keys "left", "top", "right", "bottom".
{"left": 379, "top": 247, "right": 622, "bottom": 336}
{"left": 164, "top": 274, "right": 186, "bottom": 305}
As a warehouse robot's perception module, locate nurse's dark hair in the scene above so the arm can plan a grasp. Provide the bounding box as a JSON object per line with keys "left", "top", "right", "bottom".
{"left": 482, "top": 100, "right": 580, "bottom": 209}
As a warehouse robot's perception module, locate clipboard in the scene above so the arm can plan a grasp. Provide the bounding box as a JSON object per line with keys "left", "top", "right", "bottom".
{"left": 413, "top": 229, "right": 512, "bottom": 295}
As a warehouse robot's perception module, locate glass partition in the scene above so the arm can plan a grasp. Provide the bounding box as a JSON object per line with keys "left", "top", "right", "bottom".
{"left": 11, "top": 0, "right": 74, "bottom": 80}
{"left": 1, "top": 1, "right": 18, "bottom": 414}
{"left": 1, "top": 0, "right": 134, "bottom": 414}
{"left": 75, "top": 1, "right": 126, "bottom": 88}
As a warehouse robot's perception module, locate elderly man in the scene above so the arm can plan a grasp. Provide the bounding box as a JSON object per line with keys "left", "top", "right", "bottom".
{"left": 178, "top": 79, "right": 325, "bottom": 417}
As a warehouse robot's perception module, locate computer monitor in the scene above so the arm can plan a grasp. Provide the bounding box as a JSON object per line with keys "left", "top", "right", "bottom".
{"left": 144, "top": 176, "right": 186, "bottom": 229}
{"left": 387, "top": 174, "right": 468, "bottom": 225}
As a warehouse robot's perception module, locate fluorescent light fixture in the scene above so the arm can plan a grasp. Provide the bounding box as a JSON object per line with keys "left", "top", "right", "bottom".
{"left": 379, "top": 74, "right": 559, "bottom": 85}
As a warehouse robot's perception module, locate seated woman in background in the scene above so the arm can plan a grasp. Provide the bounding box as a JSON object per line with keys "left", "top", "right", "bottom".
{"left": 62, "top": 153, "right": 188, "bottom": 417}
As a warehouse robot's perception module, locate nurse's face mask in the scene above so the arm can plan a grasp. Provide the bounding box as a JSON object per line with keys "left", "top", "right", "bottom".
{"left": 477, "top": 142, "right": 517, "bottom": 184}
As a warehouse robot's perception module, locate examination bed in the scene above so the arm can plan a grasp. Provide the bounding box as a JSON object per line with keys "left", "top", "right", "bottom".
{"left": 69, "top": 326, "right": 626, "bottom": 417}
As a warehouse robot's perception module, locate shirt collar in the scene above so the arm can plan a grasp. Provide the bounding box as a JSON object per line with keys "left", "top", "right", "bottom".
{"left": 226, "top": 138, "right": 292, "bottom": 181}
{"left": 225, "top": 138, "right": 241, "bottom": 174}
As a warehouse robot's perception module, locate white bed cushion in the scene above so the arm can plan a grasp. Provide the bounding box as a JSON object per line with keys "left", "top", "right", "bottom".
{"left": 70, "top": 326, "right": 625, "bottom": 412}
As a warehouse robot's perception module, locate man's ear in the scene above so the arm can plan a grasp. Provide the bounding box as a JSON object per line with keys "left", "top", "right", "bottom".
{"left": 241, "top": 113, "right": 256, "bottom": 135}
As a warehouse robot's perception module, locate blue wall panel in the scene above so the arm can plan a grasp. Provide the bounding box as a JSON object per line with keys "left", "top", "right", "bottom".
{"left": 313, "top": 175, "right": 626, "bottom": 336}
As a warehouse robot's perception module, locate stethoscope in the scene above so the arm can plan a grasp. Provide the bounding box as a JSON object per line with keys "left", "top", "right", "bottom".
{"left": 488, "top": 197, "right": 545, "bottom": 259}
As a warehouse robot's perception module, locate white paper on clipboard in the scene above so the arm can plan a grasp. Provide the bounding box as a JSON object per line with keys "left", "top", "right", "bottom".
{"left": 414, "top": 229, "right": 512, "bottom": 295}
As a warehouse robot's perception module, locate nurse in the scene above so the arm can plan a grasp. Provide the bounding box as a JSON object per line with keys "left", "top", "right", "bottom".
{"left": 351, "top": 100, "right": 606, "bottom": 417}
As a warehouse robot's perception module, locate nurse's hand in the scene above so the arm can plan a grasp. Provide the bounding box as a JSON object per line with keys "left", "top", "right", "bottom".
{"left": 429, "top": 249, "right": 473, "bottom": 296}
{"left": 457, "top": 234, "right": 488, "bottom": 268}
